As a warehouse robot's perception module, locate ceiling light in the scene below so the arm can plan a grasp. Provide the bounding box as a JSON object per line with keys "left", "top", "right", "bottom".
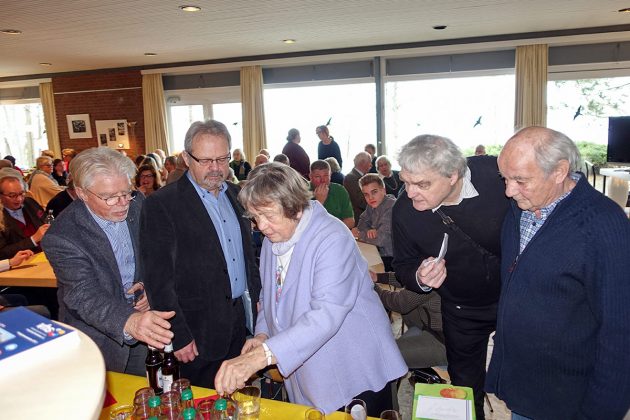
{"left": 619, "top": 7, "right": 630, "bottom": 12}
{"left": 0, "top": 29, "right": 22, "bottom": 35}
{"left": 283, "top": 39, "right": 296, "bottom": 44}
{"left": 39, "top": 62, "right": 52, "bottom": 66}
{"left": 432, "top": 25, "right": 447, "bottom": 30}
{"left": 144, "top": 52, "right": 157, "bottom": 56}
{"left": 179, "top": 5, "right": 201, "bottom": 12}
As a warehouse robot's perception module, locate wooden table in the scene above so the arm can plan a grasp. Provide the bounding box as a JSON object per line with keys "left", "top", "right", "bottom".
{"left": 102, "top": 372, "right": 378, "bottom": 419}
{"left": 0, "top": 252, "right": 56, "bottom": 288}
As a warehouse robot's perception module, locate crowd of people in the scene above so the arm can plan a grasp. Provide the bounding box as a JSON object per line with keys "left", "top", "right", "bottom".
{"left": 1, "top": 121, "right": 629, "bottom": 418}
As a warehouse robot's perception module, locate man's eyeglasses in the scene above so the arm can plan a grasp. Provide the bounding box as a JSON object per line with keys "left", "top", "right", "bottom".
{"left": 86, "top": 189, "right": 135, "bottom": 206}
{"left": 2, "top": 191, "right": 26, "bottom": 199}
{"left": 187, "top": 151, "right": 231, "bottom": 167}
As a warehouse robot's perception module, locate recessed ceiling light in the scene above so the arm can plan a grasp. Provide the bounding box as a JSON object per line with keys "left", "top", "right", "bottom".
{"left": 39, "top": 62, "right": 52, "bottom": 66}
{"left": 179, "top": 5, "right": 201, "bottom": 12}
{"left": 283, "top": 39, "right": 296, "bottom": 44}
{"left": 619, "top": 7, "right": 630, "bottom": 12}
{"left": 144, "top": 52, "right": 157, "bottom": 56}
{"left": 432, "top": 25, "right": 447, "bottom": 30}
{"left": 0, "top": 29, "right": 22, "bottom": 35}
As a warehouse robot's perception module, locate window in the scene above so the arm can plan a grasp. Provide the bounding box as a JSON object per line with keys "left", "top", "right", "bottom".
{"left": 0, "top": 102, "right": 48, "bottom": 169}
{"left": 384, "top": 74, "right": 515, "bottom": 162}
{"left": 264, "top": 83, "right": 376, "bottom": 172}
{"left": 168, "top": 105, "right": 204, "bottom": 153}
{"left": 212, "top": 103, "right": 243, "bottom": 153}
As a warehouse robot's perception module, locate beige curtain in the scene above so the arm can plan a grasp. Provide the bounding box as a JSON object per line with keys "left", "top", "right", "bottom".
{"left": 514, "top": 44, "right": 548, "bottom": 130}
{"left": 142, "top": 73, "right": 170, "bottom": 154}
{"left": 39, "top": 82, "right": 61, "bottom": 158}
{"left": 240, "top": 66, "right": 267, "bottom": 160}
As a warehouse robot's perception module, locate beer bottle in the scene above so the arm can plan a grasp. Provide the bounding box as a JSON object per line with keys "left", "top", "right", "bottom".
{"left": 145, "top": 345, "right": 164, "bottom": 395}
{"left": 162, "top": 342, "right": 180, "bottom": 393}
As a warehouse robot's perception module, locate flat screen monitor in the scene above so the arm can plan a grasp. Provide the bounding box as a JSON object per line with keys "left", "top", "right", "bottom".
{"left": 608, "top": 116, "right": 630, "bottom": 163}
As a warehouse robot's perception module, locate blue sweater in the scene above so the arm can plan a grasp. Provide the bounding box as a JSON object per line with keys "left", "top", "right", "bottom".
{"left": 486, "top": 174, "right": 630, "bottom": 419}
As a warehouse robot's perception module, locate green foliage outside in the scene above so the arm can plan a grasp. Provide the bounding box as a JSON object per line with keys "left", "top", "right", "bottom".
{"left": 576, "top": 141, "right": 607, "bottom": 167}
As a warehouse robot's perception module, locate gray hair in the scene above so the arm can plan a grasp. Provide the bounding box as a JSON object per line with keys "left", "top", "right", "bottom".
{"left": 238, "top": 162, "right": 311, "bottom": 220}
{"left": 324, "top": 157, "right": 340, "bottom": 173}
{"left": 36, "top": 156, "right": 52, "bottom": 169}
{"left": 184, "top": 120, "right": 232, "bottom": 153}
{"left": 353, "top": 151, "right": 371, "bottom": 167}
{"left": 509, "top": 126, "right": 581, "bottom": 175}
{"left": 70, "top": 147, "right": 137, "bottom": 189}
{"left": 287, "top": 128, "right": 300, "bottom": 142}
{"left": 0, "top": 168, "right": 28, "bottom": 192}
{"left": 397, "top": 134, "right": 467, "bottom": 178}
{"left": 273, "top": 154, "right": 290, "bottom": 165}
{"left": 375, "top": 155, "right": 391, "bottom": 167}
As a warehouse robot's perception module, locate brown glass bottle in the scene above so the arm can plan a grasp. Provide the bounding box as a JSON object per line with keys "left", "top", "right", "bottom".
{"left": 161, "top": 341, "right": 180, "bottom": 393}
{"left": 145, "top": 345, "right": 163, "bottom": 395}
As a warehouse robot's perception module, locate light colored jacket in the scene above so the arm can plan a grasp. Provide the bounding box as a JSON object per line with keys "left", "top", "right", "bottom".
{"left": 256, "top": 201, "right": 407, "bottom": 413}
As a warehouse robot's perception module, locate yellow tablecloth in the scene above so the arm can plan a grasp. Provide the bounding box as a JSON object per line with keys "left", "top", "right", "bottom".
{"left": 102, "top": 371, "right": 377, "bottom": 419}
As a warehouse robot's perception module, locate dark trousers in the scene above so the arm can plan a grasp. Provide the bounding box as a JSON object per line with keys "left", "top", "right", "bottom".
{"left": 337, "top": 380, "right": 395, "bottom": 418}
{"left": 180, "top": 297, "right": 247, "bottom": 389}
{"left": 5, "top": 286, "right": 58, "bottom": 319}
{"left": 441, "top": 302, "right": 497, "bottom": 420}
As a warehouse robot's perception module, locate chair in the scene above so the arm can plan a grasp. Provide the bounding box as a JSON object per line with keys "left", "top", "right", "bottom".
{"left": 583, "top": 160, "right": 597, "bottom": 188}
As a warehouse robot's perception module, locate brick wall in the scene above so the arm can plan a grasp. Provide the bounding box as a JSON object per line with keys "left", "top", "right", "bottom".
{"left": 52, "top": 70, "right": 145, "bottom": 159}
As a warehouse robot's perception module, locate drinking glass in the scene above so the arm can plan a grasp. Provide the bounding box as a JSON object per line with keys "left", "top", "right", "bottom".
{"left": 233, "top": 385, "right": 261, "bottom": 419}
{"left": 109, "top": 404, "right": 134, "bottom": 420}
{"left": 196, "top": 399, "right": 214, "bottom": 420}
{"left": 161, "top": 390, "right": 181, "bottom": 420}
{"left": 379, "top": 410, "right": 401, "bottom": 420}
{"left": 305, "top": 407, "right": 326, "bottom": 419}
{"left": 344, "top": 399, "right": 367, "bottom": 420}
{"left": 171, "top": 378, "right": 191, "bottom": 395}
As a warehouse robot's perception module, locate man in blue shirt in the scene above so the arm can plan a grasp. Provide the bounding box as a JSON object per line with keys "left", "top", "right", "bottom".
{"left": 141, "top": 120, "right": 261, "bottom": 389}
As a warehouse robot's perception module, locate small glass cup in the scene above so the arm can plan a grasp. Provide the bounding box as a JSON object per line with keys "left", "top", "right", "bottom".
{"left": 161, "top": 390, "right": 181, "bottom": 420}
{"left": 196, "top": 399, "right": 215, "bottom": 420}
{"left": 305, "top": 407, "right": 326, "bottom": 419}
{"left": 379, "top": 410, "right": 401, "bottom": 420}
{"left": 109, "top": 404, "right": 134, "bottom": 420}
{"left": 171, "top": 378, "right": 191, "bottom": 395}
{"left": 344, "top": 399, "right": 367, "bottom": 420}
{"left": 233, "top": 385, "right": 261, "bottom": 419}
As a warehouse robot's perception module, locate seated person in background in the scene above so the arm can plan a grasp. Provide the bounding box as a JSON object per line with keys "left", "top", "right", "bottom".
{"left": 258, "top": 148, "right": 271, "bottom": 159}
{"left": 309, "top": 160, "right": 354, "bottom": 229}
{"left": 229, "top": 148, "right": 251, "bottom": 181}
{"left": 135, "top": 164, "right": 162, "bottom": 197}
{"left": 0, "top": 250, "right": 51, "bottom": 318}
{"left": 254, "top": 153, "right": 269, "bottom": 167}
{"left": 371, "top": 270, "right": 446, "bottom": 370}
{"left": 0, "top": 159, "right": 12, "bottom": 169}
{"left": 46, "top": 178, "right": 77, "bottom": 218}
{"left": 352, "top": 174, "right": 395, "bottom": 271}
{"left": 474, "top": 144, "right": 486, "bottom": 156}
{"left": 0, "top": 169, "right": 49, "bottom": 259}
{"left": 28, "top": 156, "right": 65, "bottom": 208}
{"left": 365, "top": 143, "right": 378, "bottom": 173}
{"left": 273, "top": 153, "right": 290, "bottom": 166}
{"left": 3, "top": 155, "right": 24, "bottom": 175}
{"left": 376, "top": 155, "right": 402, "bottom": 197}
{"left": 166, "top": 154, "right": 187, "bottom": 185}
{"left": 344, "top": 151, "right": 372, "bottom": 226}
{"left": 134, "top": 154, "right": 146, "bottom": 167}
{"left": 52, "top": 158, "right": 68, "bottom": 186}
{"left": 42, "top": 147, "right": 175, "bottom": 374}
{"left": 62, "top": 148, "right": 77, "bottom": 172}
{"left": 163, "top": 155, "right": 177, "bottom": 174}
{"left": 325, "top": 157, "right": 344, "bottom": 185}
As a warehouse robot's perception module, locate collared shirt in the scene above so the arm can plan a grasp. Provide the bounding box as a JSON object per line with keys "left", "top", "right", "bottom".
{"left": 6, "top": 207, "right": 26, "bottom": 225}
{"left": 86, "top": 205, "right": 135, "bottom": 294}
{"left": 518, "top": 173, "right": 579, "bottom": 253}
{"left": 187, "top": 172, "right": 246, "bottom": 299}
{"left": 432, "top": 167, "right": 479, "bottom": 212}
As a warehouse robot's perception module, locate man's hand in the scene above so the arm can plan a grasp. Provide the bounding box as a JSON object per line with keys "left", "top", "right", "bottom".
{"left": 366, "top": 229, "right": 378, "bottom": 239}
{"left": 9, "top": 250, "right": 34, "bottom": 268}
{"left": 313, "top": 184, "right": 329, "bottom": 204}
{"left": 126, "top": 283, "right": 149, "bottom": 312}
{"left": 416, "top": 258, "right": 447, "bottom": 289}
{"left": 31, "top": 224, "right": 50, "bottom": 243}
{"left": 124, "top": 310, "right": 175, "bottom": 349}
{"left": 175, "top": 340, "right": 199, "bottom": 363}
{"left": 241, "top": 334, "right": 268, "bottom": 355}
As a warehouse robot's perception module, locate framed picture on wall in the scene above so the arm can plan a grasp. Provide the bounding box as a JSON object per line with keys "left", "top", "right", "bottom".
{"left": 66, "top": 114, "right": 92, "bottom": 139}
{"left": 95, "top": 119, "right": 130, "bottom": 149}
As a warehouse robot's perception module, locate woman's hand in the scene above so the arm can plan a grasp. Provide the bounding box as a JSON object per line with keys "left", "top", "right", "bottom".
{"left": 215, "top": 346, "right": 267, "bottom": 396}
{"left": 241, "top": 334, "right": 268, "bottom": 355}
{"left": 9, "top": 250, "right": 34, "bottom": 268}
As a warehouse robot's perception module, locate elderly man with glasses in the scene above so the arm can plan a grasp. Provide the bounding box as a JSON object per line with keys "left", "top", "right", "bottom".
{"left": 42, "top": 147, "right": 175, "bottom": 374}
{"left": 140, "top": 119, "right": 261, "bottom": 389}
{"left": 27, "top": 156, "right": 65, "bottom": 208}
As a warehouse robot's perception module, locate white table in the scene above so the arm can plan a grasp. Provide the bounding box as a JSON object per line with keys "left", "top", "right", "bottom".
{"left": 0, "top": 323, "right": 106, "bottom": 420}
{"left": 599, "top": 167, "right": 630, "bottom": 210}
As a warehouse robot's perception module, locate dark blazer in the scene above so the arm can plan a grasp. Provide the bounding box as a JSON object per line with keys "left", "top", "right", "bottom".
{"left": 0, "top": 197, "right": 45, "bottom": 259}
{"left": 343, "top": 168, "right": 366, "bottom": 225}
{"left": 140, "top": 173, "right": 261, "bottom": 360}
{"left": 41, "top": 195, "right": 144, "bottom": 373}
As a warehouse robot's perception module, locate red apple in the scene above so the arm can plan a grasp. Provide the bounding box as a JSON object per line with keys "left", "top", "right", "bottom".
{"left": 439, "top": 387, "right": 467, "bottom": 399}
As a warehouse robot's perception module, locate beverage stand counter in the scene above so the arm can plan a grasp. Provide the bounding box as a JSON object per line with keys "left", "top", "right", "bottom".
{"left": 102, "top": 372, "right": 378, "bottom": 419}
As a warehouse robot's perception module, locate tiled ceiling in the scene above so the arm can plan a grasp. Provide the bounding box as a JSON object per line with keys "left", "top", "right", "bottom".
{"left": 1, "top": 0, "right": 630, "bottom": 78}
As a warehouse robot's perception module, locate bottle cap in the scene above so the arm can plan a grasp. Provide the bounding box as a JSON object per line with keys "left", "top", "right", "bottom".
{"left": 181, "top": 388, "right": 193, "bottom": 401}
{"left": 214, "top": 398, "right": 227, "bottom": 410}
{"left": 182, "top": 407, "right": 197, "bottom": 419}
{"left": 164, "top": 342, "right": 174, "bottom": 352}
{"left": 148, "top": 396, "right": 161, "bottom": 408}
